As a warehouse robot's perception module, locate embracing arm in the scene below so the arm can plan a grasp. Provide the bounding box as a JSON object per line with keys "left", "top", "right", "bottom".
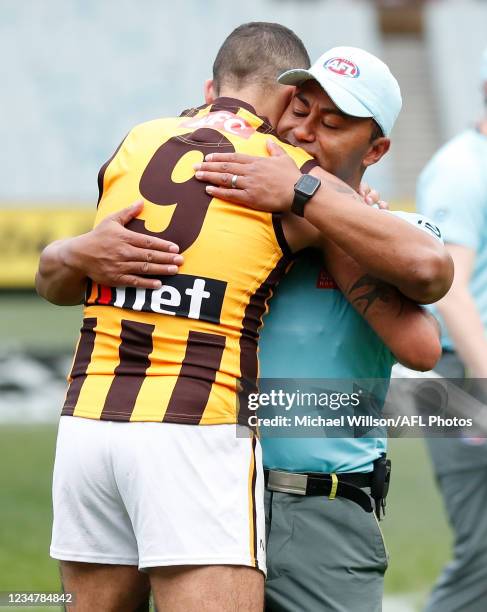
{"left": 302, "top": 168, "right": 452, "bottom": 303}
{"left": 36, "top": 201, "right": 183, "bottom": 306}
{"left": 194, "top": 141, "right": 453, "bottom": 303}
{"left": 322, "top": 237, "right": 442, "bottom": 371}
{"left": 36, "top": 236, "right": 90, "bottom": 305}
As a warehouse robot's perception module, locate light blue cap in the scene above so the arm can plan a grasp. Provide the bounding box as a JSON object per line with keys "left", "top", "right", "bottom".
{"left": 278, "top": 46, "right": 402, "bottom": 136}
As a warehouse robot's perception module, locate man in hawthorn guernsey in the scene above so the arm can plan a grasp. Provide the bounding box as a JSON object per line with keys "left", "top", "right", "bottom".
{"left": 36, "top": 24, "right": 452, "bottom": 612}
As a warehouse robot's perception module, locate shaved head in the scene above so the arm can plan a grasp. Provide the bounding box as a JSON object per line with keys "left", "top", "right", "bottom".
{"left": 213, "top": 22, "right": 310, "bottom": 95}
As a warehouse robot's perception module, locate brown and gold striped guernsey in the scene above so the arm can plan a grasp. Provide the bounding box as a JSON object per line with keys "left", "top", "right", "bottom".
{"left": 62, "top": 98, "right": 316, "bottom": 425}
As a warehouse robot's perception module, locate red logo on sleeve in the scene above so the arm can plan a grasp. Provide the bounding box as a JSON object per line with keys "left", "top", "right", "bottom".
{"left": 316, "top": 267, "right": 338, "bottom": 289}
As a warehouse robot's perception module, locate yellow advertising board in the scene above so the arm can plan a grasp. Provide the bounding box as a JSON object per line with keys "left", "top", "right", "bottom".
{"left": 0, "top": 207, "right": 95, "bottom": 288}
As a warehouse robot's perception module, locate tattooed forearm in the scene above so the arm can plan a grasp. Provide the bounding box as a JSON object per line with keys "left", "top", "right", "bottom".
{"left": 348, "top": 274, "right": 405, "bottom": 315}
{"left": 326, "top": 179, "right": 363, "bottom": 202}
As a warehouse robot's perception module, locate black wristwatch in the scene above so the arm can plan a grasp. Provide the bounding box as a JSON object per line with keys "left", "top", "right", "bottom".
{"left": 291, "top": 174, "right": 322, "bottom": 217}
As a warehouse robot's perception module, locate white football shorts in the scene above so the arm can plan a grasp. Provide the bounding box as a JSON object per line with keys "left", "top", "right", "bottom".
{"left": 50, "top": 416, "right": 266, "bottom": 574}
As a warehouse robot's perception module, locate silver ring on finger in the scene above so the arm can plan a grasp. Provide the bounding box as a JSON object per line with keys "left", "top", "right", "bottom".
{"left": 231, "top": 174, "right": 238, "bottom": 189}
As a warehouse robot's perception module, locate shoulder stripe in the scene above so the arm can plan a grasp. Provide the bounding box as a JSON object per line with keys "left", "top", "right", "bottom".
{"left": 96, "top": 135, "right": 128, "bottom": 207}
{"left": 300, "top": 159, "right": 319, "bottom": 174}
{"left": 272, "top": 213, "right": 293, "bottom": 259}
{"left": 179, "top": 103, "right": 208, "bottom": 118}
{"left": 238, "top": 257, "right": 289, "bottom": 427}
{"left": 256, "top": 122, "right": 277, "bottom": 136}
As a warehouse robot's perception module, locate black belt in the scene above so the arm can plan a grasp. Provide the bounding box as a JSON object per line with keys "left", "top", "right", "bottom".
{"left": 264, "top": 469, "right": 374, "bottom": 513}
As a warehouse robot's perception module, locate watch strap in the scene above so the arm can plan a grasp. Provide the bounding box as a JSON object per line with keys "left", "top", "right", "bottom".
{"left": 291, "top": 190, "right": 309, "bottom": 217}
{"left": 291, "top": 174, "right": 321, "bottom": 217}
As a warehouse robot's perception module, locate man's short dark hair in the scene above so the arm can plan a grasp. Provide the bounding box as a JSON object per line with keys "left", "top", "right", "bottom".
{"left": 370, "top": 120, "right": 384, "bottom": 142}
{"left": 213, "top": 22, "right": 310, "bottom": 94}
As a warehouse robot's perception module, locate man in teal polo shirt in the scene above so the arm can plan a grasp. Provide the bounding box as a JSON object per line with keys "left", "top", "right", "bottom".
{"left": 197, "top": 46, "right": 444, "bottom": 611}
{"left": 259, "top": 249, "right": 394, "bottom": 611}
{"left": 257, "top": 50, "right": 443, "bottom": 609}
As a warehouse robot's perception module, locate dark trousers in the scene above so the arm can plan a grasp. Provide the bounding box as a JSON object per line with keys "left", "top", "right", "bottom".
{"left": 425, "top": 352, "right": 487, "bottom": 612}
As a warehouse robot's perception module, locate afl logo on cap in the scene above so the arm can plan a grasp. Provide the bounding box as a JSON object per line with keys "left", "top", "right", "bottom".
{"left": 324, "top": 57, "right": 360, "bottom": 78}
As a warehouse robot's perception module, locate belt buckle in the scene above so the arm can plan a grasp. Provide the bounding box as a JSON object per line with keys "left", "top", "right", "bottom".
{"left": 267, "top": 471, "right": 308, "bottom": 495}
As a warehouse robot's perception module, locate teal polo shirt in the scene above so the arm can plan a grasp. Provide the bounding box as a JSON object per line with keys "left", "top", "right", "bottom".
{"left": 259, "top": 210, "right": 442, "bottom": 473}
{"left": 417, "top": 129, "right": 487, "bottom": 350}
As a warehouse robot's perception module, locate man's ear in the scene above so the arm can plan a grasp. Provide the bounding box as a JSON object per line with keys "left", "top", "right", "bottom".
{"left": 273, "top": 85, "right": 297, "bottom": 125}
{"left": 363, "top": 137, "right": 391, "bottom": 168}
{"left": 204, "top": 79, "right": 216, "bottom": 104}
{"left": 281, "top": 85, "right": 296, "bottom": 108}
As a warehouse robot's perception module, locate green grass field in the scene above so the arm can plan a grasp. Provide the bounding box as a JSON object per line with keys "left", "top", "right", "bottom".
{"left": 0, "top": 293, "right": 81, "bottom": 351}
{"left": 382, "top": 438, "right": 451, "bottom": 600}
{"left": 0, "top": 426, "right": 59, "bottom": 592}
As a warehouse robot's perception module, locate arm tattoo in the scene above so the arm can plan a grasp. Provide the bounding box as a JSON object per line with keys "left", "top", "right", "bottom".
{"left": 348, "top": 274, "right": 405, "bottom": 316}
{"left": 326, "top": 179, "right": 363, "bottom": 202}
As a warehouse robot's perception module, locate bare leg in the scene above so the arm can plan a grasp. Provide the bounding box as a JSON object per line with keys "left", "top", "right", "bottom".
{"left": 149, "top": 565, "right": 264, "bottom": 612}
{"left": 60, "top": 561, "right": 151, "bottom": 611}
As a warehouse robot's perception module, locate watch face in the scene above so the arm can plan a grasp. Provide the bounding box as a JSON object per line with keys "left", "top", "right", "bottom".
{"left": 297, "top": 174, "right": 320, "bottom": 197}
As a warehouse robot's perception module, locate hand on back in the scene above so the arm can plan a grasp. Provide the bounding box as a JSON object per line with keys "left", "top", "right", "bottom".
{"left": 72, "top": 201, "right": 184, "bottom": 289}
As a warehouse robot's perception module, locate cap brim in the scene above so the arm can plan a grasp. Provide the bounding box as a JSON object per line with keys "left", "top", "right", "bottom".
{"left": 278, "top": 69, "right": 374, "bottom": 120}
{"left": 278, "top": 68, "right": 315, "bottom": 86}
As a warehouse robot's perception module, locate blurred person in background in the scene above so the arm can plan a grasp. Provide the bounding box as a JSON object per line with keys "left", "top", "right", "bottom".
{"left": 417, "top": 47, "right": 487, "bottom": 612}
{"left": 193, "top": 46, "right": 446, "bottom": 611}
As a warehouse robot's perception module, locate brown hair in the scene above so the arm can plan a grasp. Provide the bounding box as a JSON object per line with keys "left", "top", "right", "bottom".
{"left": 370, "top": 120, "right": 384, "bottom": 142}
{"left": 213, "top": 22, "right": 310, "bottom": 94}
